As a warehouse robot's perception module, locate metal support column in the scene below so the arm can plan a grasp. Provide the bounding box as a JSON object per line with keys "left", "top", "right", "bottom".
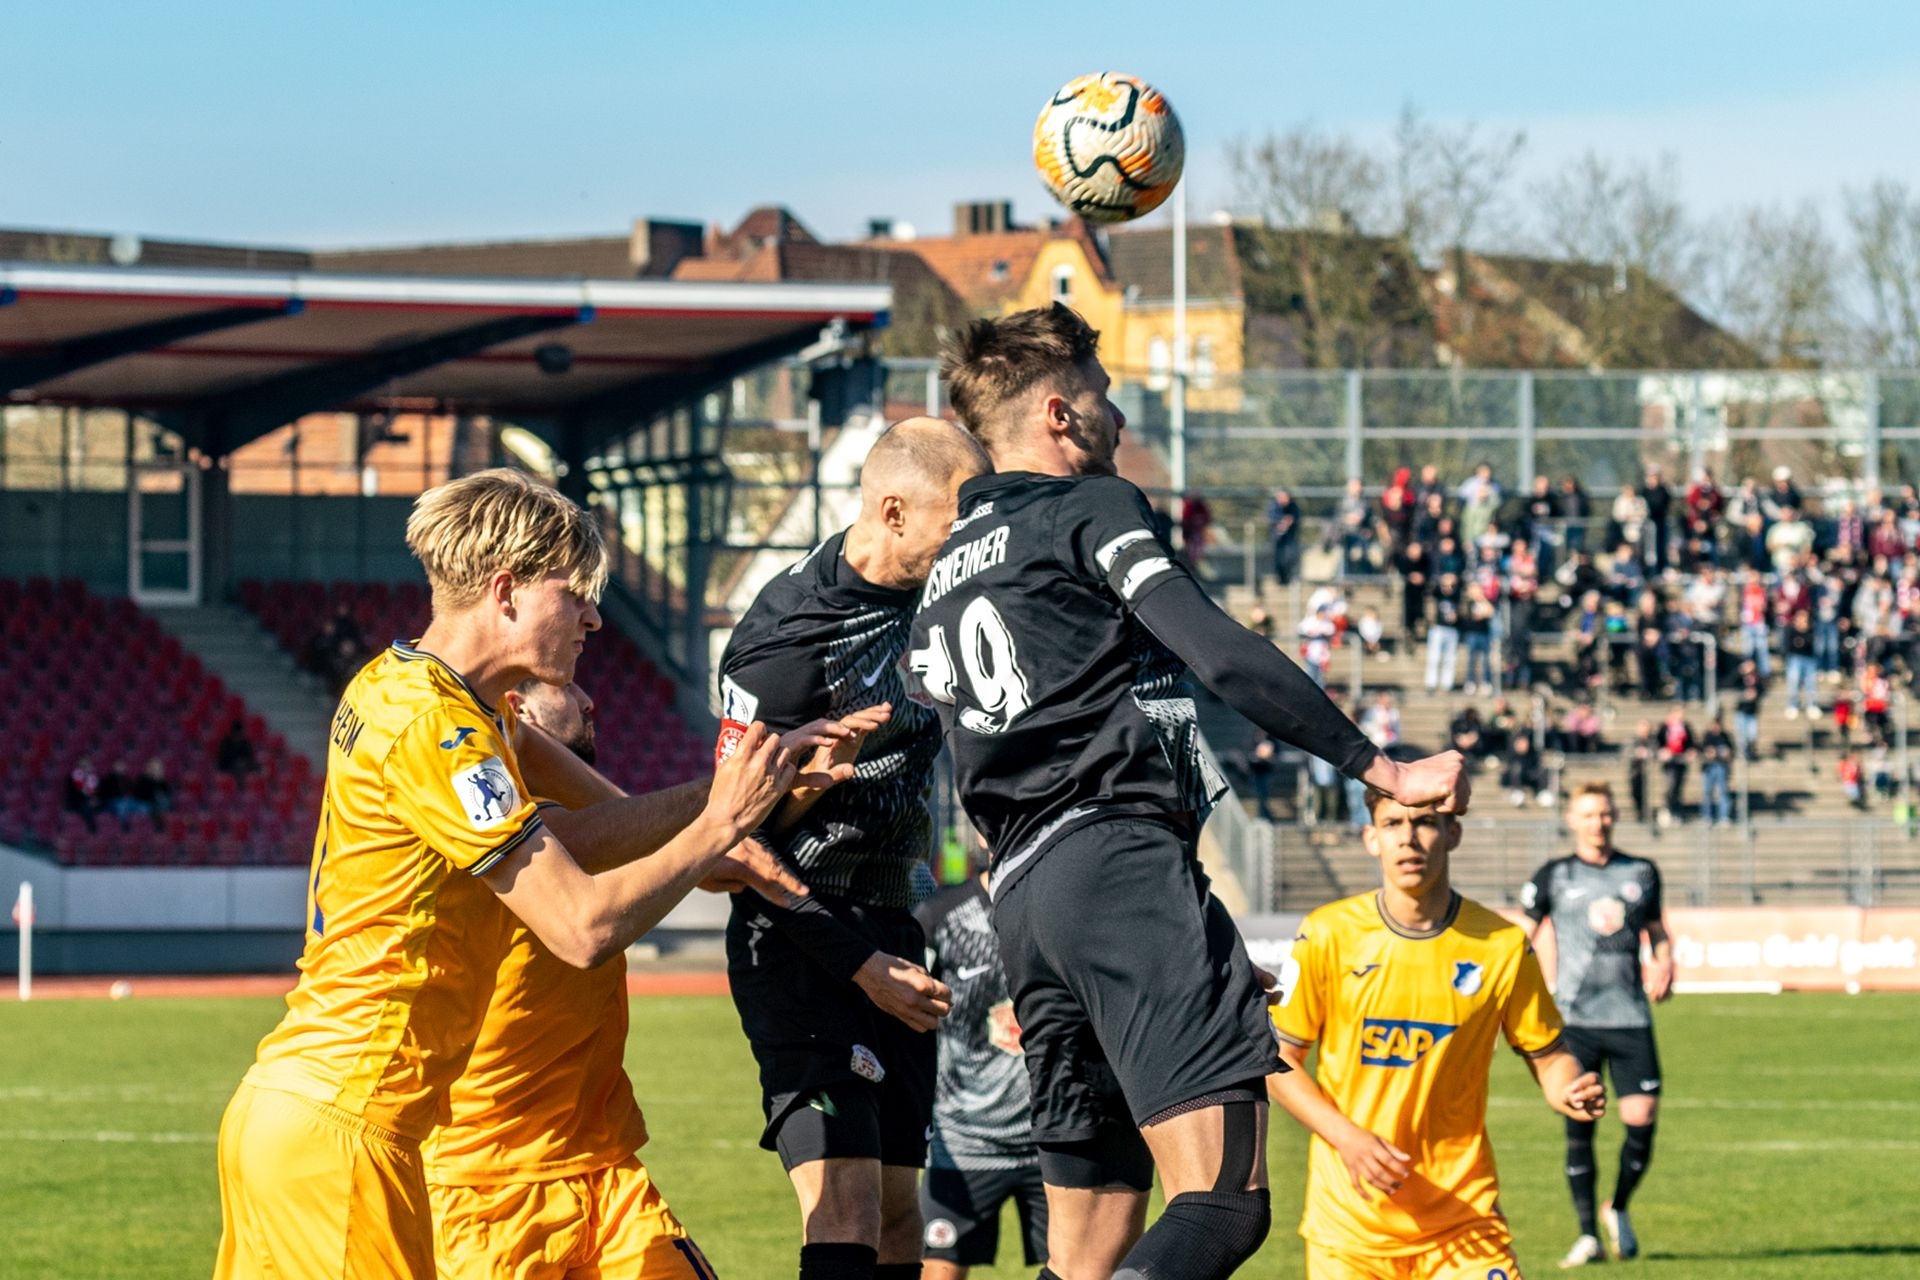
{"left": 1170, "top": 182, "right": 1189, "bottom": 500}
{"left": 1864, "top": 370, "right": 1883, "bottom": 492}
{"left": 1516, "top": 371, "right": 1536, "bottom": 488}
{"left": 1344, "top": 371, "right": 1363, "bottom": 484}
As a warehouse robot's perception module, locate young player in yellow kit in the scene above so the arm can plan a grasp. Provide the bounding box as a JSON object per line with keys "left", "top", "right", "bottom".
{"left": 1269, "top": 783, "right": 1606, "bottom": 1280}
{"left": 427, "top": 677, "right": 885, "bottom": 1279}
{"left": 214, "top": 469, "right": 812, "bottom": 1280}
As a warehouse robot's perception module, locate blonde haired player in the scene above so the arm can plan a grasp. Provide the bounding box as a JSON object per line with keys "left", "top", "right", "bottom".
{"left": 214, "top": 468, "right": 814, "bottom": 1280}
{"left": 427, "top": 677, "right": 885, "bottom": 1280}
{"left": 1269, "top": 782, "right": 1605, "bottom": 1279}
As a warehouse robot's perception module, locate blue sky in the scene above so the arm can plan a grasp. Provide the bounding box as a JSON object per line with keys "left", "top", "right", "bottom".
{"left": 4, "top": 1, "right": 1916, "bottom": 248}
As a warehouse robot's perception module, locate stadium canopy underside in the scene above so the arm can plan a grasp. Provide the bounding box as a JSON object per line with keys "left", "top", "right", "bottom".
{"left": 0, "top": 262, "right": 890, "bottom": 462}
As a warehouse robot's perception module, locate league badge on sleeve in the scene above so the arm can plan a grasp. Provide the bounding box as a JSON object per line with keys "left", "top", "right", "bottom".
{"left": 452, "top": 757, "right": 520, "bottom": 829}
{"left": 716, "top": 675, "right": 760, "bottom": 763}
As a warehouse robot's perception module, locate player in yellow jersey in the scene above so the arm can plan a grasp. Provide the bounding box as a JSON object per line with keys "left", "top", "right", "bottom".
{"left": 427, "top": 676, "right": 885, "bottom": 1280}
{"left": 1269, "top": 781, "right": 1606, "bottom": 1280}
{"left": 215, "top": 469, "right": 817, "bottom": 1280}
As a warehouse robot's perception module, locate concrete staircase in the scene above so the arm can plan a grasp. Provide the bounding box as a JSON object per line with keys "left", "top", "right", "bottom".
{"left": 145, "top": 604, "right": 335, "bottom": 771}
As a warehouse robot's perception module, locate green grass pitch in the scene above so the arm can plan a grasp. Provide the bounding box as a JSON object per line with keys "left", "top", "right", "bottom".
{"left": 1, "top": 992, "right": 1916, "bottom": 1278}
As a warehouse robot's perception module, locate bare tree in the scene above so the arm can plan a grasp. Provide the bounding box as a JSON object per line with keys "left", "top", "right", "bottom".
{"left": 1227, "top": 124, "right": 1387, "bottom": 234}
{"left": 1698, "top": 202, "right": 1842, "bottom": 367}
{"left": 1391, "top": 105, "right": 1527, "bottom": 272}
{"left": 1527, "top": 152, "right": 1720, "bottom": 367}
{"left": 1847, "top": 179, "right": 1920, "bottom": 368}
{"left": 1226, "top": 124, "right": 1433, "bottom": 370}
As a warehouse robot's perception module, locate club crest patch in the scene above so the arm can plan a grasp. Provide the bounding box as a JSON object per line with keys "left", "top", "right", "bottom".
{"left": 1451, "top": 961, "right": 1484, "bottom": 996}
{"left": 925, "top": 1218, "right": 958, "bottom": 1250}
{"left": 988, "top": 999, "right": 1024, "bottom": 1056}
{"left": 850, "top": 1043, "right": 886, "bottom": 1083}
{"left": 451, "top": 757, "right": 519, "bottom": 829}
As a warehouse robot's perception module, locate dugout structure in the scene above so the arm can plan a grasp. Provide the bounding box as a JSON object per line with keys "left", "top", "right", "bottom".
{"left": 0, "top": 257, "right": 891, "bottom": 692}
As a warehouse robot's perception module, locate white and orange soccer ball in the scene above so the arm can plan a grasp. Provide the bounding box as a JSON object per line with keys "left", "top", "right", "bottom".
{"left": 1033, "top": 72, "right": 1185, "bottom": 224}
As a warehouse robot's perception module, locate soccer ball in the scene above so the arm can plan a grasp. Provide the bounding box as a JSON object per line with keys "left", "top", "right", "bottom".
{"left": 1033, "top": 72, "right": 1185, "bottom": 224}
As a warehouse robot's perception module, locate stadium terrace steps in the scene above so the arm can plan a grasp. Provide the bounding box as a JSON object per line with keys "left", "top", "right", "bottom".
{"left": 235, "top": 580, "right": 713, "bottom": 799}
{"left": 145, "top": 605, "right": 334, "bottom": 771}
{"left": 1203, "top": 576, "right": 1920, "bottom": 910}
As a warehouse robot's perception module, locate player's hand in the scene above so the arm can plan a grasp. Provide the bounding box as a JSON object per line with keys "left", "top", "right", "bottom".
{"left": 1388, "top": 750, "right": 1472, "bottom": 815}
{"left": 1559, "top": 1070, "right": 1606, "bottom": 1120}
{"left": 851, "top": 950, "right": 952, "bottom": 1032}
{"left": 1645, "top": 956, "right": 1676, "bottom": 1003}
{"left": 705, "top": 721, "right": 798, "bottom": 841}
{"left": 788, "top": 704, "right": 894, "bottom": 793}
{"left": 698, "top": 837, "right": 809, "bottom": 907}
{"left": 1333, "top": 1125, "right": 1411, "bottom": 1199}
{"left": 1251, "top": 962, "right": 1282, "bottom": 1006}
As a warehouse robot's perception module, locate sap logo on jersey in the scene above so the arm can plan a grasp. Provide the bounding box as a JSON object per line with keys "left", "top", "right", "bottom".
{"left": 1359, "top": 1019, "right": 1457, "bottom": 1068}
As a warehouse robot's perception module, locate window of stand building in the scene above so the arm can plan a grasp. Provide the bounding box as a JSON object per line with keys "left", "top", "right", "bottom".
{"left": 1051, "top": 263, "right": 1073, "bottom": 305}
{"left": 1148, "top": 336, "right": 1170, "bottom": 391}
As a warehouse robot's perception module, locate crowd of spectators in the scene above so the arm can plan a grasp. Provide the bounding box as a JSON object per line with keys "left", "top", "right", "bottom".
{"left": 62, "top": 719, "right": 258, "bottom": 834}
{"left": 63, "top": 757, "right": 174, "bottom": 831}
{"left": 1250, "top": 457, "right": 1920, "bottom": 823}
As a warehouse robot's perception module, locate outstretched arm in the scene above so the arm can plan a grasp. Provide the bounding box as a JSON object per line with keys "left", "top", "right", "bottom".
{"left": 483, "top": 723, "right": 807, "bottom": 969}
{"left": 1130, "top": 573, "right": 1471, "bottom": 812}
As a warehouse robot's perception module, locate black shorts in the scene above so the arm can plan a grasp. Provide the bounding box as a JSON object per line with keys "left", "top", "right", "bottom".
{"left": 726, "top": 898, "right": 936, "bottom": 1170}
{"left": 991, "top": 817, "right": 1276, "bottom": 1153}
{"left": 1564, "top": 1024, "right": 1663, "bottom": 1098}
{"left": 920, "top": 1161, "right": 1048, "bottom": 1267}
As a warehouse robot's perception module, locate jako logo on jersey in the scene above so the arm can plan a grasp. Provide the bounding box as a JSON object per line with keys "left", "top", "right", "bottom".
{"left": 1359, "top": 1019, "right": 1457, "bottom": 1067}
{"left": 438, "top": 726, "right": 478, "bottom": 750}
{"left": 1452, "top": 961, "right": 1484, "bottom": 996}
{"left": 1349, "top": 964, "right": 1381, "bottom": 979}
{"left": 452, "top": 757, "right": 519, "bottom": 829}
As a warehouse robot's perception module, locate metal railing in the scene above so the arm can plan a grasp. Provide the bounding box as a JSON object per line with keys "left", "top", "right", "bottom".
{"left": 1264, "top": 816, "right": 1920, "bottom": 912}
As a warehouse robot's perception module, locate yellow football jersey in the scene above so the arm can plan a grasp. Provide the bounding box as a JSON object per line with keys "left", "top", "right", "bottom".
{"left": 1272, "top": 890, "right": 1564, "bottom": 1256}
{"left": 244, "top": 642, "right": 544, "bottom": 1141}
{"left": 424, "top": 837, "right": 648, "bottom": 1184}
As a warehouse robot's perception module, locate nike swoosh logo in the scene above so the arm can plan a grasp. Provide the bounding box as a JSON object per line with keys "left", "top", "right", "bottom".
{"left": 1349, "top": 964, "right": 1380, "bottom": 978}
{"left": 859, "top": 660, "right": 890, "bottom": 687}
{"left": 439, "top": 727, "right": 478, "bottom": 750}
{"left": 955, "top": 964, "right": 992, "bottom": 981}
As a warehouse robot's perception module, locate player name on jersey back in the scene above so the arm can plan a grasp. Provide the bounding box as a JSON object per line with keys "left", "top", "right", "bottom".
{"left": 909, "top": 471, "right": 1222, "bottom": 893}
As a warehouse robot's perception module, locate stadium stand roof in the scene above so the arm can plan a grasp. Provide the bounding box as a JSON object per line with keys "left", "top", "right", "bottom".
{"left": 0, "top": 258, "right": 890, "bottom": 456}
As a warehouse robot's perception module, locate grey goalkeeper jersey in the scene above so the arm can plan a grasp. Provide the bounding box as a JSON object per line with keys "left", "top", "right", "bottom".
{"left": 914, "top": 880, "right": 1036, "bottom": 1170}
{"left": 1522, "top": 852, "right": 1664, "bottom": 1029}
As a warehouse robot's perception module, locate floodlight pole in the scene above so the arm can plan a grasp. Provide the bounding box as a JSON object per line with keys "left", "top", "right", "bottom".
{"left": 1170, "top": 182, "right": 1188, "bottom": 506}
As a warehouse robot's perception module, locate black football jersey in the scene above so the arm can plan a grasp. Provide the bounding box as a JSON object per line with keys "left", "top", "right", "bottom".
{"left": 719, "top": 529, "right": 939, "bottom": 908}
{"left": 915, "top": 879, "right": 1035, "bottom": 1168}
{"left": 908, "top": 471, "right": 1225, "bottom": 894}
{"left": 1522, "top": 852, "right": 1665, "bottom": 1028}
